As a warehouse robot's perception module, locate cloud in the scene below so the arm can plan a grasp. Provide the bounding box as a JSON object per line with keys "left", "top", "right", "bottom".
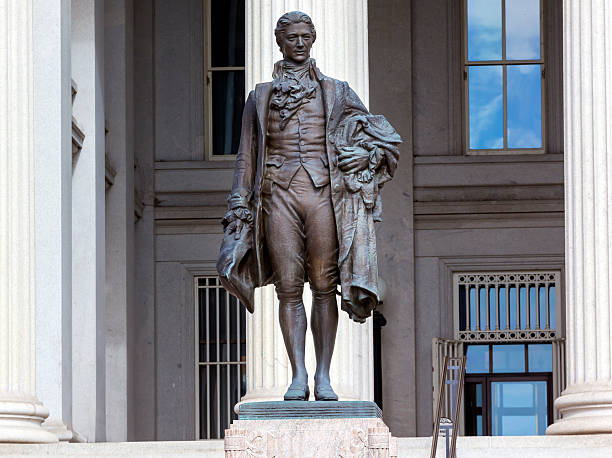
{"left": 507, "top": 64, "right": 542, "bottom": 148}
{"left": 468, "top": 0, "right": 502, "bottom": 60}
{"left": 469, "top": 66, "right": 504, "bottom": 149}
{"left": 506, "top": 0, "right": 540, "bottom": 59}
{"left": 468, "top": 0, "right": 502, "bottom": 29}
{"left": 508, "top": 128, "right": 542, "bottom": 148}
{"left": 468, "top": 0, "right": 540, "bottom": 61}
{"left": 470, "top": 93, "right": 504, "bottom": 149}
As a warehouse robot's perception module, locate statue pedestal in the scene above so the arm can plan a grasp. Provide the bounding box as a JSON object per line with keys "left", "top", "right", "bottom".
{"left": 224, "top": 401, "right": 397, "bottom": 457}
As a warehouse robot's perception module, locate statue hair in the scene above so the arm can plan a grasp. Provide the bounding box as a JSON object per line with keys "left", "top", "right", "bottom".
{"left": 274, "top": 11, "right": 316, "bottom": 49}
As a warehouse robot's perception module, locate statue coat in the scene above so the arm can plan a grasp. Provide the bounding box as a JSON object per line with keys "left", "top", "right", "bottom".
{"left": 217, "top": 65, "right": 401, "bottom": 322}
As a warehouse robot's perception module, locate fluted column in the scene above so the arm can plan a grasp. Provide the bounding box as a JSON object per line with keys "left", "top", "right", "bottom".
{"left": 0, "top": 0, "right": 58, "bottom": 443}
{"left": 547, "top": 0, "right": 612, "bottom": 435}
{"left": 241, "top": 0, "right": 373, "bottom": 404}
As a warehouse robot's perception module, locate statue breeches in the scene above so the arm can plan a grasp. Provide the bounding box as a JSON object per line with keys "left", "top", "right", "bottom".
{"left": 262, "top": 167, "right": 339, "bottom": 306}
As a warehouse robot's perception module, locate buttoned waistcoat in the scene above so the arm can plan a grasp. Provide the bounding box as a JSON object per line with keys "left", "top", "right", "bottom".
{"left": 264, "top": 81, "right": 329, "bottom": 189}
{"left": 230, "top": 67, "right": 365, "bottom": 288}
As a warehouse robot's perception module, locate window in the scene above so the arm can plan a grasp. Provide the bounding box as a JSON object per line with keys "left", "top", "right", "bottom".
{"left": 464, "top": 0, "right": 544, "bottom": 153}
{"left": 449, "top": 271, "right": 564, "bottom": 436}
{"left": 196, "top": 277, "right": 246, "bottom": 439}
{"left": 205, "top": 0, "right": 245, "bottom": 159}
{"left": 465, "top": 343, "right": 553, "bottom": 435}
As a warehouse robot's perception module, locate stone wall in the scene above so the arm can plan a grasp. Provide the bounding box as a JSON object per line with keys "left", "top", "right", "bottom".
{"left": 369, "top": 0, "right": 564, "bottom": 436}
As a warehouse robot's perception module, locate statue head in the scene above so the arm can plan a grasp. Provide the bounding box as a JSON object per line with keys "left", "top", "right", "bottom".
{"left": 274, "top": 11, "right": 316, "bottom": 64}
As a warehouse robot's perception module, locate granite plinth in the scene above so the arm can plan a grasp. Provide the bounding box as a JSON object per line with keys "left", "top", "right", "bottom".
{"left": 238, "top": 401, "right": 383, "bottom": 420}
{"left": 226, "top": 401, "right": 396, "bottom": 457}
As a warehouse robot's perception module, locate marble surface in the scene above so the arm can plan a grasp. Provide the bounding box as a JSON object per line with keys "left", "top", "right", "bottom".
{"left": 2, "top": 435, "right": 612, "bottom": 457}
{"left": 225, "top": 417, "right": 396, "bottom": 457}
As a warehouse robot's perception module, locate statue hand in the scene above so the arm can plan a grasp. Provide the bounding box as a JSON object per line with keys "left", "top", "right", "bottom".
{"left": 230, "top": 218, "right": 245, "bottom": 240}
{"left": 223, "top": 207, "right": 253, "bottom": 240}
{"left": 337, "top": 146, "right": 371, "bottom": 174}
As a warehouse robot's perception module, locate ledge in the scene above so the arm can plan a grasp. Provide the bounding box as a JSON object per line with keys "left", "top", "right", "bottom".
{"left": 414, "top": 153, "right": 564, "bottom": 165}
{"left": 155, "top": 160, "right": 235, "bottom": 170}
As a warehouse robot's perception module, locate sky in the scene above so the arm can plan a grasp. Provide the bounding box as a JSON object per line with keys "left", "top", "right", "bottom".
{"left": 467, "top": 0, "right": 542, "bottom": 150}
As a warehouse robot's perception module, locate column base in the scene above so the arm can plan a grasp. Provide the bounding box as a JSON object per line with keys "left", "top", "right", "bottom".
{"left": 0, "top": 399, "right": 58, "bottom": 443}
{"left": 43, "top": 417, "right": 73, "bottom": 441}
{"left": 547, "top": 383, "right": 612, "bottom": 435}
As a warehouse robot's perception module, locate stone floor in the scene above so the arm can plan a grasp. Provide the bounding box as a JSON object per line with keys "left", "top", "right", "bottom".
{"left": 0, "top": 440, "right": 225, "bottom": 457}
{"left": 400, "top": 435, "right": 612, "bottom": 458}
{"left": 1, "top": 435, "right": 612, "bottom": 457}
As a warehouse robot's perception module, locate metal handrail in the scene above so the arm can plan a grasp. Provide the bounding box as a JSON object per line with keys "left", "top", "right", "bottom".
{"left": 430, "top": 355, "right": 466, "bottom": 458}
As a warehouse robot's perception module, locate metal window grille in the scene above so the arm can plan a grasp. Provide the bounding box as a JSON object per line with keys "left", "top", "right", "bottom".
{"left": 195, "top": 277, "right": 246, "bottom": 439}
{"left": 453, "top": 271, "right": 561, "bottom": 342}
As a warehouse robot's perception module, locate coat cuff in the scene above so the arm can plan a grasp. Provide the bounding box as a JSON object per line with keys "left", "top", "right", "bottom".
{"left": 227, "top": 189, "right": 251, "bottom": 209}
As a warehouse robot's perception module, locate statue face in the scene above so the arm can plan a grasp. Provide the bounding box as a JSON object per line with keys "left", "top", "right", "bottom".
{"left": 280, "top": 22, "right": 314, "bottom": 64}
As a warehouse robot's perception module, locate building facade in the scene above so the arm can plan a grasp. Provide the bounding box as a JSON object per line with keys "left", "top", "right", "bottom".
{"left": 0, "top": 0, "right": 611, "bottom": 445}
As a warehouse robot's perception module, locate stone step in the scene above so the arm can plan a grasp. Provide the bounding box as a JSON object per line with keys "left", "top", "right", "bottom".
{"left": 1, "top": 435, "right": 612, "bottom": 456}
{"left": 402, "top": 435, "right": 612, "bottom": 458}
{"left": 0, "top": 440, "right": 224, "bottom": 457}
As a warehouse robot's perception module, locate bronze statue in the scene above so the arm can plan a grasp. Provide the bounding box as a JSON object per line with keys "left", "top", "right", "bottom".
{"left": 217, "top": 11, "right": 401, "bottom": 402}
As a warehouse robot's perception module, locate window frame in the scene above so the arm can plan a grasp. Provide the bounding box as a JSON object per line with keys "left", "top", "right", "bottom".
{"left": 462, "top": 0, "right": 546, "bottom": 155}
{"left": 203, "top": 0, "right": 245, "bottom": 161}
{"left": 464, "top": 373, "right": 553, "bottom": 436}
{"left": 465, "top": 342, "right": 554, "bottom": 374}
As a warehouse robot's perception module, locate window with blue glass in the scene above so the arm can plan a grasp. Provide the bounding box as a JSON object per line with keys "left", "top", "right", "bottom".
{"left": 465, "top": 0, "right": 544, "bottom": 153}
{"left": 464, "top": 343, "right": 553, "bottom": 436}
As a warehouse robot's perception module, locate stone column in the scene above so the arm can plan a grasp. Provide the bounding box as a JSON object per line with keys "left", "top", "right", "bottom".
{"left": 71, "top": 0, "right": 106, "bottom": 442}
{"left": 104, "top": 0, "right": 134, "bottom": 442}
{"left": 0, "top": 0, "right": 58, "bottom": 443}
{"left": 241, "top": 0, "right": 373, "bottom": 404}
{"left": 33, "top": 0, "right": 73, "bottom": 442}
{"left": 547, "top": 0, "right": 612, "bottom": 435}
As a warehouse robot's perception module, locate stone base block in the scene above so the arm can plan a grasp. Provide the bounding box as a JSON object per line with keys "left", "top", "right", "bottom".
{"left": 224, "top": 417, "right": 397, "bottom": 457}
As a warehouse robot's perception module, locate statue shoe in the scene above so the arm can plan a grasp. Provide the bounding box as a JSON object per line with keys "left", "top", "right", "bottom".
{"left": 314, "top": 383, "right": 338, "bottom": 401}
{"left": 284, "top": 382, "right": 310, "bottom": 401}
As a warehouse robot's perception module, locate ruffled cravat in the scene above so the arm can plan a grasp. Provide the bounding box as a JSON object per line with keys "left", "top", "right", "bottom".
{"left": 270, "top": 59, "right": 318, "bottom": 130}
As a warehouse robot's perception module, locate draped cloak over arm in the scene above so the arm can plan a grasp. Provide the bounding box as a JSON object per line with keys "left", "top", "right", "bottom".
{"left": 216, "top": 90, "right": 259, "bottom": 312}
{"left": 332, "top": 84, "right": 402, "bottom": 322}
